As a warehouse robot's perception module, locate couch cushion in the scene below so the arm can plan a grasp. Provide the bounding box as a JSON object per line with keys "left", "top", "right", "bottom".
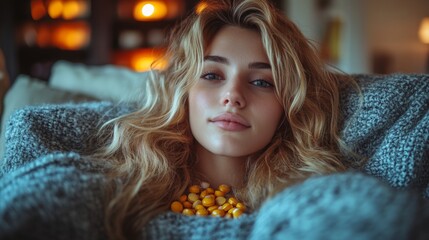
{"left": 49, "top": 60, "right": 149, "bottom": 102}
{"left": 0, "top": 75, "right": 96, "bottom": 159}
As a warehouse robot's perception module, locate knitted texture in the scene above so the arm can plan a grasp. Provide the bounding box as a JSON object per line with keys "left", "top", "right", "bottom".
{"left": 339, "top": 74, "right": 429, "bottom": 195}
{"left": 0, "top": 74, "right": 428, "bottom": 239}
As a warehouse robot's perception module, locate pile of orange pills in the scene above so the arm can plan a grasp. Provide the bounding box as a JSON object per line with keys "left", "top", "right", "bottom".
{"left": 170, "top": 182, "right": 246, "bottom": 218}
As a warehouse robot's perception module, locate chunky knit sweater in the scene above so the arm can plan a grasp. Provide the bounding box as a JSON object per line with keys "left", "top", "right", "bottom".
{"left": 0, "top": 74, "right": 428, "bottom": 239}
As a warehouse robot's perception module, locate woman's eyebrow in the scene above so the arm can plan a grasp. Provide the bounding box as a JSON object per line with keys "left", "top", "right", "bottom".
{"left": 204, "top": 55, "right": 229, "bottom": 64}
{"left": 248, "top": 62, "right": 271, "bottom": 69}
{"left": 204, "top": 55, "right": 271, "bottom": 69}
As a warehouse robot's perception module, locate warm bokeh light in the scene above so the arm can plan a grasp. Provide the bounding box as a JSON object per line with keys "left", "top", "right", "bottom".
{"left": 31, "top": 0, "right": 47, "bottom": 20}
{"left": 33, "top": 0, "right": 88, "bottom": 20}
{"left": 48, "top": 0, "right": 64, "bottom": 19}
{"left": 134, "top": 1, "right": 168, "bottom": 21}
{"left": 196, "top": 1, "right": 208, "bottom": 14}
{"left": 52, "top": 23, "right": 90, "bottom": 50}
{"left": 142, "top": 3, "right": 155, "bottom": 16}
{"left": 62, "top": 1, "right": 88, "bottom": 20}
{"left": 36, "top": 25, "right": 51, "bottom": 47}
{"left": 113, "top": 49, "right": 166, "bottom": 72}
{"left": 419, "top": 17, "right": 429, "bottom": 44}
{"left": 33, "top": 22, "right": 90, "bottom": 50}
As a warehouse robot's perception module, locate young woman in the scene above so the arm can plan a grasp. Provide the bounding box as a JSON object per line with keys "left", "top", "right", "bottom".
{"left": 95, "top": 0, "right": 353, "bottom": 238}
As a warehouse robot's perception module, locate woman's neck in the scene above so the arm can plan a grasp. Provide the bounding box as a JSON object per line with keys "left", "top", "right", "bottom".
{"left": 193, "top": 144, "right": 247, "bottom": 189}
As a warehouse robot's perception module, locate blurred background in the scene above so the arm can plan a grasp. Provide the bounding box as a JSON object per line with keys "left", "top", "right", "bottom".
{"left": 0, "top": 0, "right": 428, "bottom": 84}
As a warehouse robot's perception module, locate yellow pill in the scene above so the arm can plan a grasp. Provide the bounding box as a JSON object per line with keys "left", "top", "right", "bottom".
{"left": 170, "top": 201, "right": 183, "bottom": 213}
{"left": 188, "top": 193, "right": 199, "bottom": 202}
{"left": 215, "top": 190, "right": 225, "bottom": 197}
{"left": 183, "top": 201, "right": 192, "bottom": 209}
{"left": 192, "top": 200, "right": 202, "bottom": 209}
{"left": 228, "top": 208, "right": 235, "bottom": 215}
{"left": 196, "top": 208, "right": 209, "bottom": 216}
{"left": 202, "top": 195, "right": 215, "bottom": 207}
{"left": 228, "top": 197, "right": 238, "bottom": 206}
{"left": 232, "top": 208, "right": 243, "bottom": 218}
{"left": 200, "top": 190, "right": 208, "bottom": 198}
{"left": 179, "top": 194, "right": 187, "bottom": 202}
{"left": 225, "top": 213, "right": 232, "bottom": 218}
{"left": 211, "top": 209, "right": 225, "bottom": 217}
{"left": 215, "top": 196, "right": 226, "bottom": 206}
{"left": 218, "top": 184, "right": 231, "bottom": 194}
{"left": 206, "top": 187, "right": 215, "bottom": 194}
{"left": 207, "top": 205, "right": 218, "bottom": 213}
{"left": 189, "top": 185, "right": 201, "bottom": 194}
{"left": 194, "top": 204, "right": 205, "bottom": 211}
{"left": 221, "top": 202, "right": 233, "bottom": 212}
{"left": 182, "top": 208, "right": 195, "bottom": 216}
{"left": 236, "top": 202, "right": 246, "bottom": 211}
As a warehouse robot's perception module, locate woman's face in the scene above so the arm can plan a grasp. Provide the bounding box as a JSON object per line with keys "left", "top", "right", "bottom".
{"left": 188, "top": 26, "right": 283, "bottom": 158}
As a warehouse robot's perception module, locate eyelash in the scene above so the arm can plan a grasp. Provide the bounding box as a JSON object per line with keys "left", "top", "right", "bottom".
{"left": 200, "top": 72, "right": 274, "bottom": 88}
{"left": 200, "top": 72, "right": 222, "bottom": 81}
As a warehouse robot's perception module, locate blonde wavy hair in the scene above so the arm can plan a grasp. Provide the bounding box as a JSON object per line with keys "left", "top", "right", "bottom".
{"left": 95, "top": 0, "right": 354, "bottom": 239}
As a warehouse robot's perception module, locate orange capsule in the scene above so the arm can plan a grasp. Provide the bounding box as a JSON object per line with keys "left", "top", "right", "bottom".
{"left": 194, "top": 204, "right": 205, "bottom": 211}
{"left": 170, "top": 201, "right": 183, "bottom": 213}
{"left": 183, "top": 201, "right": 192, "bottom": 209}
{"left": 182, "top": 208, "right": 195, "bottom": 216}
{"left": 225, "top": 213, "right": 233, "bottom": 218}
{"left": 218, "top": 184, "right": 231, "bottom": 194}
{"left": 211, "top": 209, "right": 225, "bottom": 217}
{"left": 196, "top": 208, "right": 209, "bottom": 216}
{"left": 221, "top": 202, "right": 233, "bottom": 212}
{"left": 232, "top": 208, "right": 243, "bottom": 218}
{"left": 228, "top": 197, "right": 238, "bottom": 206}
{"left": 189, "top": 185, "right": 201, "bottom": 194}
{"left": 236, "top": 202, "right": 246, "bottom": 211}
{"left": 228, "top": 208, "right": 235, "bottom": 215}
{"left": 179, "top": 194, "right": 187, "bottom": 202}
{"left": 207, "top": 205, "right": 218, "bottom": 213}
{"left": 202, "top": 195, "right": 215, "bottom": 207}
{"left": 206, "top": 187, "right": 215, "bottom": 194}
{"left": 200, "top": 190, "right": 208, "bottom": 198}
{"left": 214, "top": 190, "right": 225, "bottom": 197}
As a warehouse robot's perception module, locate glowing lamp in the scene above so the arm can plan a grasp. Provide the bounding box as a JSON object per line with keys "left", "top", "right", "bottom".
{"left": 134, "top": 1, "right": 168, "bottom": 21}
{"left": 419, "top": 17, "right": 429, "bottom": 44}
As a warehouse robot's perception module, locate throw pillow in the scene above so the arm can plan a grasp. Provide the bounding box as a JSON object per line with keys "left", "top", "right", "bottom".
{"left": 49, "top": 60, "right": 149, "bottom": 102}
{"left": 0, "top": 75, "right": 97, "bottom": 159}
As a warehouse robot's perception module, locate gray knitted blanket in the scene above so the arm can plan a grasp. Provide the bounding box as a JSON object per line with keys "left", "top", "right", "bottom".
{"left": 0, "top": 74, "right": 428, "bottom": 239}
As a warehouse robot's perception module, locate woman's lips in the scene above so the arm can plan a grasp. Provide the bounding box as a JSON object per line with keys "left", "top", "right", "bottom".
{"left": 210, "top": 113, "right": 250, "bottom": 131}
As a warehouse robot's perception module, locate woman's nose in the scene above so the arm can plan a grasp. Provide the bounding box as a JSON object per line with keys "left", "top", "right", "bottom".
{"left": 221, "top": 82, "right": 246, "bottom": 108}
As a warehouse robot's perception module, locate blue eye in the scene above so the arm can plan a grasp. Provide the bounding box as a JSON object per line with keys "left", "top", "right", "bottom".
{"left": 251, "top": 79, "right": 273, "bottom": 88}
{"left": 201, "top": 72, "right": 222, "bottom": 80}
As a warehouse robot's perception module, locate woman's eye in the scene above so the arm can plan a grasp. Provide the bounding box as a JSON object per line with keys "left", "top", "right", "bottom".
{"left": 251, "top": 79, "right": 273, "bottom": 88}
{"left": 200, "top": 72, "right": 222, "bottom": 80}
